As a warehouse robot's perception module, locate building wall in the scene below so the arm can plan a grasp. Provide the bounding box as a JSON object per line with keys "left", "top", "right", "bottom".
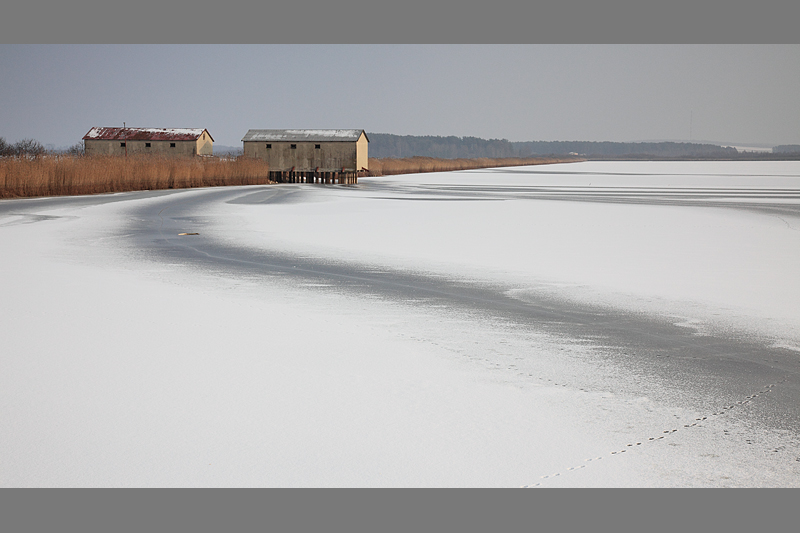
{"left": 85, "top": 139, "right": 207, "bottom": 157}
{"left": 84, "top": 140, "right": 118, "bottom": 156}
{"left": 244, "top": 141, "right": 360, "bottom": 171}
{"left": 356, "top": 132, "right": 368, "bottom": 170}
{"left": 196, "top": 131, "right": 213, "bottom": 155}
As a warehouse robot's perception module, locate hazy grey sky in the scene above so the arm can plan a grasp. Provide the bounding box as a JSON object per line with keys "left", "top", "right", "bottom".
{"left": 1, "top": 45, "right": 798, "bottom": 148}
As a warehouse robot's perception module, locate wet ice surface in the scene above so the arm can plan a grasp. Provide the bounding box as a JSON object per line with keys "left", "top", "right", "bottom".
{"left": 2, "top": 161, "right": 800, "bottom": 486}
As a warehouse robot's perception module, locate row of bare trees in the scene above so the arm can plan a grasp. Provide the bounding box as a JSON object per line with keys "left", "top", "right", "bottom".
{"left": 0, "top": 137, "right": 45, "bottom": 157}
{"left": 0, "top": 137, "right": 84, "bottom": 157}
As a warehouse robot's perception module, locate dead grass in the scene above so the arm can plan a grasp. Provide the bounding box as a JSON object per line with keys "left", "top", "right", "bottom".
{"left": 0, "top": 155, "right": 272, "bottom": 199}
{"left": 366, "top": 156, "right": 582, "bottom": 176}
{"left": 1, "top": 154, "right": 582, "bottom": 199}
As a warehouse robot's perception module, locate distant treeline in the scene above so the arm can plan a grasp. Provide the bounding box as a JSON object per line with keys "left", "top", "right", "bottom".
{"left": 367, "top": 134, "right": 519, "bottom": 159}
{"left": 367, "top": 134, "right": 750, "bottom": 159}
{"left": 511, "top": 141, "right": 737, "bottom": 158}
{"left": 773, "top": 145, "right": 800, "bottom": 154}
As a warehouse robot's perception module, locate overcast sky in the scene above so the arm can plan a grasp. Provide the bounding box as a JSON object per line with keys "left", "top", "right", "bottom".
{"left": 1, "top": 44, "right": 798, "bottom": 148}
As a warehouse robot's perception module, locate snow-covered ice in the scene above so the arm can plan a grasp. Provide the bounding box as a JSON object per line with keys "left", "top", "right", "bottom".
{"left": 2, "top": 160, "right": 800, "bottom": 486}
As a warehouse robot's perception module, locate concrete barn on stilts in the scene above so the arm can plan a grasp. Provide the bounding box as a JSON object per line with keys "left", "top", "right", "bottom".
{"left": 241, "top": 129, "right": 368, "bottom": 184}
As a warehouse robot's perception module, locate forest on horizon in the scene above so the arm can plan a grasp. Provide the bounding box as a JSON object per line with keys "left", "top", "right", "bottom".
{"left": 365, "top": 133, "right": 795, "bottom": 159}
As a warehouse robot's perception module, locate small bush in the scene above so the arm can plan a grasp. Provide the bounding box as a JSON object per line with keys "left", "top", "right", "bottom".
{"left": 0, "top": 137, "right": 10, "bottom": 157}
{"left": 13, "top": 138, "right": 45, "bottom": 158}
{"left": 65, "top": 142, "right": 85, "bottom": 156}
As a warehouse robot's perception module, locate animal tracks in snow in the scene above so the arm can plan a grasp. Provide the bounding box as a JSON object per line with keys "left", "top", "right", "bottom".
{"left": 521, "top": 377, "right": 790, "bottom": 487}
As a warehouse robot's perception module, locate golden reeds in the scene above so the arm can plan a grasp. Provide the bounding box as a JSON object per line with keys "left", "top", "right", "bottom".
{"left": 366, "top": 156, "right": 581, "bottom": 176}
{"left": 0, "top": 154, "right": 582, "bottom": 200}
{"left": 0, "top": 155, "right": 273, "bottom": 199}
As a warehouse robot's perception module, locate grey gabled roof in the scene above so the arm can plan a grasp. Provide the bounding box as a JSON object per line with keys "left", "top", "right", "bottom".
{"left": 241, "top": 129, "right": 368, "bottom": 143}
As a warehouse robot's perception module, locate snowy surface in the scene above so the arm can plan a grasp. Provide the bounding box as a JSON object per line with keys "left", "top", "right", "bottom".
{"left": 216, "top": 161, "right": 800, "bottom": 342}
{"left": 2, "top": 161, "right": 800, "bottom": 487}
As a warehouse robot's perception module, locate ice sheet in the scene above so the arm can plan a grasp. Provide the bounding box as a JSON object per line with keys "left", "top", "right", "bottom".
{"left": 2, "top": 160, "right": 800, "bottom": 486}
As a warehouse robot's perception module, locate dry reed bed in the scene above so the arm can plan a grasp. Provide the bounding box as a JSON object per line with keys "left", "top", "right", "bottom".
{"left": 366, "top": 156, "right": 581, "bottom": 176}
{"left": 1, "top": 154, "right": 581, "bottom": 199}
{"left": 0, "top": 155, "right": 272, "bottom": 199}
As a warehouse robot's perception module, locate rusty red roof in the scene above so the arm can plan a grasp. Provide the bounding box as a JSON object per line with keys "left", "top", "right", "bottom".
{"left": 83, "top": 127, "right": 213, "bottom": 142}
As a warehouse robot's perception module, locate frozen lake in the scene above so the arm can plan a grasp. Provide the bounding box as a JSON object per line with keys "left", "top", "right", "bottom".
{"left": 2, "top": 160, "right": 800, "bottom": 486}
